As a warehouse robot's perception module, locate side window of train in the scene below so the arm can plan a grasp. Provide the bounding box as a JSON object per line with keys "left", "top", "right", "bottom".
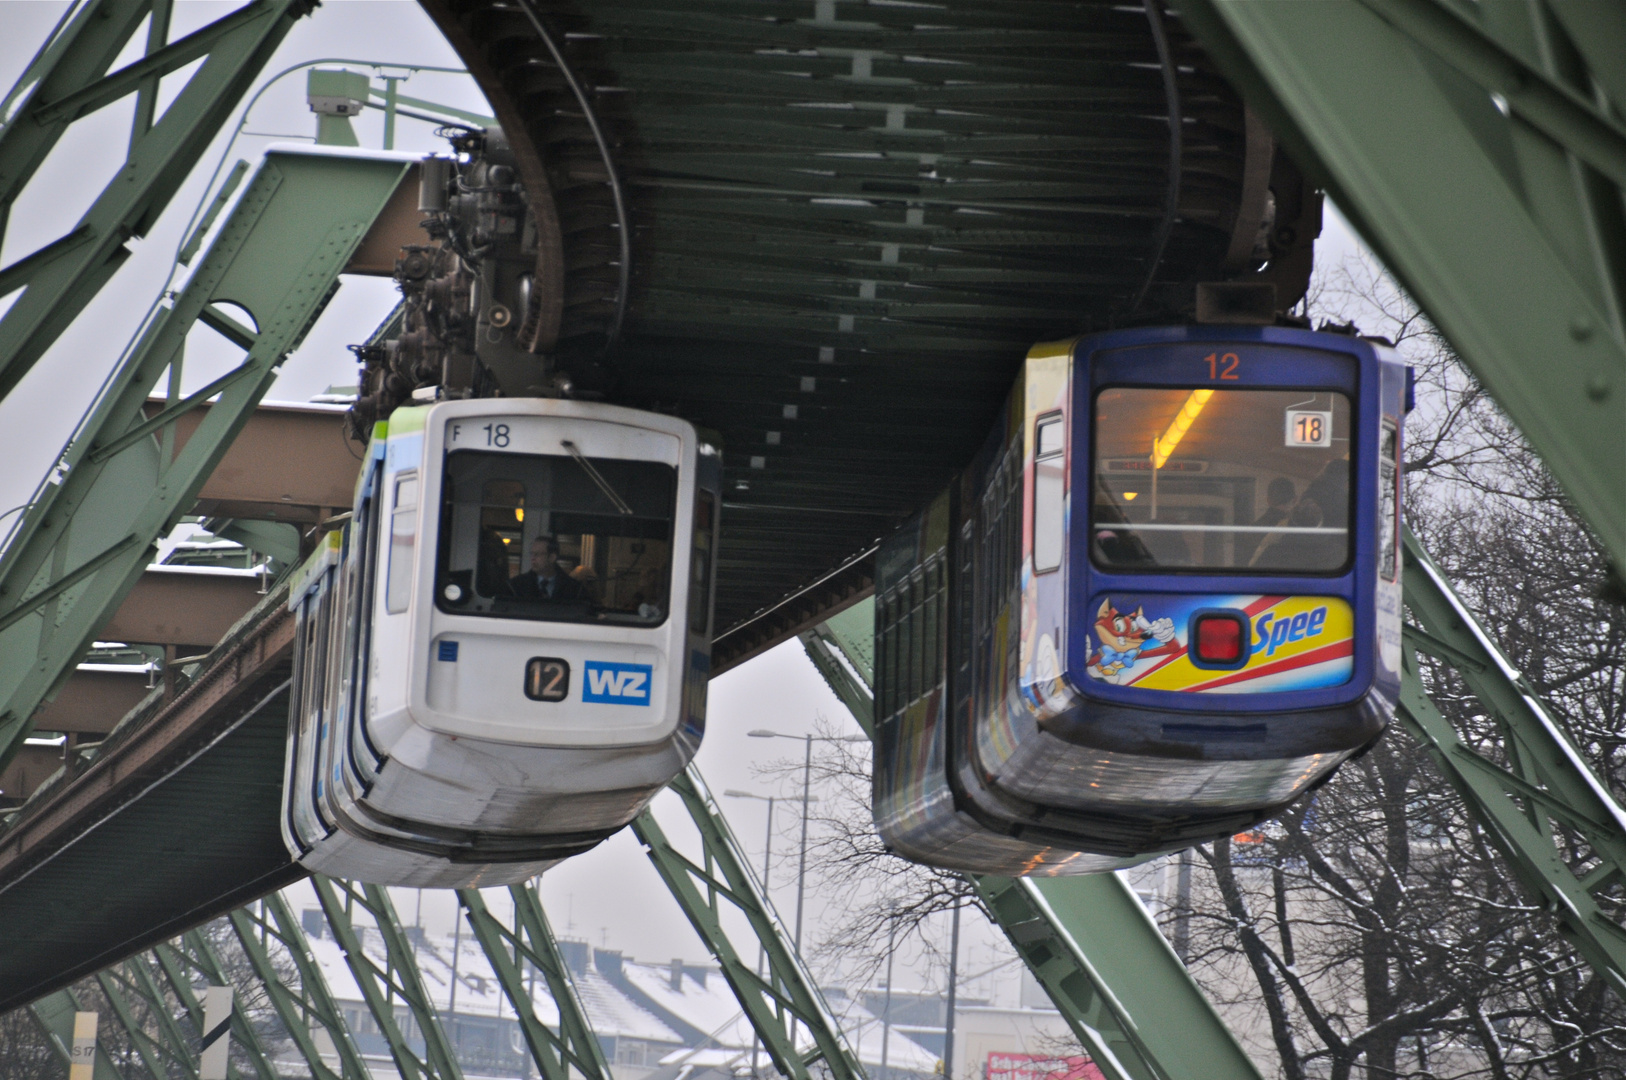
{"left": 688, "top": 491, "right": 716, "bottom": 634}
{"left": 881, "top": 591, "right": 898, "bottom": 717}
{"left": 1379, "top": 420, "right": 1400, "bottom": 581}
{"left": 1033, "top": 414, "right": 1065, "bottom": 573}
{"left": 386, "top": 472, "right": 418, "bottom": 615}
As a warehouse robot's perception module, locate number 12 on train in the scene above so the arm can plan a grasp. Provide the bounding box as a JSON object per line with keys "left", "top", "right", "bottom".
{"left": 872, "top": 325, "right": 1409, "bottom": 875}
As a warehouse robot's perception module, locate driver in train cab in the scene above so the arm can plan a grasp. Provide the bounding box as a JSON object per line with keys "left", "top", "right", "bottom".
{"left": 512, "top": 537, "right": 585, "bottom": 602}
{"left": 1241, "top": 477, "right": 1297, "bottom": 566}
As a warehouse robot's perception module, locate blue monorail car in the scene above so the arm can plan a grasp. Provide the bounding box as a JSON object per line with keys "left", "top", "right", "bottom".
{"left": 873, "top": 326, "right": 1407, "bottom": 875}
{"left": 281, "top": 399, "right": 721, "bottom": 887}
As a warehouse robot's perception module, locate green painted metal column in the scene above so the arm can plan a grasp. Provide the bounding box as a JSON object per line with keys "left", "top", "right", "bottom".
{"left": 227, "top": 891, "right": 373, "bottom": 1080}
{"left": 0, "top": 149, "right": 411, "bottom": 770}
{"left": 311, "top": 874, "right": 465, "bottom": 1080}
{"left": 1172, "top": 0, "right": 1626, "bottom": 573}
{"left": 28, "top": 988, "right": 124, "bottom": 1080}
{"left": 156, "top": 929, "right": 283, "bottom": 1080}
{"left": 0, "top": 0, "right": 314, "bottom": 397}
{"left": 457, "top": 884, "right": 614, "bottom": 1080}
{"left": 801, "top": 602, "right": 1265, "bottom": 1080}
{"left": 634, "top": 770, "right": 867, "bottom": 1080}
{"left": 1397, "top": 527, "right": 1626, "bottom": 995}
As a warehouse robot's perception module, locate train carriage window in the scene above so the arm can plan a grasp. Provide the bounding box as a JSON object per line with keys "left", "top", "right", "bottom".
{"left": 881, "top": 592, "right": 900, "bottom": 717}
{"left": 1092, "top": 388, "right": 1352, "bottom": 573}
{"left": 923, "top": 561, "right": 941, "bottom": 691}
{"left": 908, "top": 572, "right": 925, "bottom": 704}
{"left": 1033, "top": 414, "right": 1065, "bottom": 573}
{"left": 1378, "top": 420, "right": 1400, "bottom": 581}
{"left": 385, "top": 473, "right": 418, "bottom": 615}
{"left": 688, "top": 491, "right": 717, "bottom": 633}
{"left": 436, "top": 451, "right": 676, "bottom": 624}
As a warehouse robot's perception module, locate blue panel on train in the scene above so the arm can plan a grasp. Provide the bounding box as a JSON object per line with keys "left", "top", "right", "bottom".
{"left": 438, "top": 640, "right": 459, "bottom": 662}
{"left": 582, "top": 661, "right": 653, "bottom": 705}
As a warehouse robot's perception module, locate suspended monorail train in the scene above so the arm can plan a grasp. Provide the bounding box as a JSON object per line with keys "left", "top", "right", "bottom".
{"left": 873, "top": 325, "right": 1408, "bottom": 875}
{"left": 281, "top": 398, "right": 721, "bottom": 887}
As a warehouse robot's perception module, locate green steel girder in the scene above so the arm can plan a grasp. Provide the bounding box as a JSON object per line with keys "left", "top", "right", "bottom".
{"left": 0, "top": 149, "right": 410, "bottom": 772}
{"left": 93, "top": 961, "right": 180, "bottom": 1080}
{"left": 1172, "top": 0, "right": 1626, "bottom": 573}
{"left": 633, "top": 769, "right": 867, "bottom": 1080}
{"left": 800, "top": 607, "right": 1264, "bottom": 1080}
{"left": 457, "top": 885, "right": 613, "bottom": 1080}
{"left": 27, "top": 988, "right": 124, "bottom": 1080}
{"left": 0, "top": 0, "right": 312, "bottom": 397}
{"left": 1397, "top": 527, "right": 1626, "bottom": 996}
{"left": 157, "top": 929, "right": 282, "bottom": 1080}
{"left": 228, "top": 892, "right": 372, "bottom": 1080}
{"left": 0, "top": 0, "right": 158, "bottom": 229}
{"left": 311, "top": 874, "right": 465, "bottom": 1080}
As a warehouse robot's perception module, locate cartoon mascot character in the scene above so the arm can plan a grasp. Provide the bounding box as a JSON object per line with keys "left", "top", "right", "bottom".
{"left": 1088, "top": 600, "right": 1176, "bottom": 684}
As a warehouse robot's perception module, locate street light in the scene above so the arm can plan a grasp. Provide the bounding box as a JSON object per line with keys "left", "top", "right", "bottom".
{"left": 726, "top": 787, "right": 814, "bottom": 1080}
{"left": 746, "top": 729, "right": 867, "bottom": 952}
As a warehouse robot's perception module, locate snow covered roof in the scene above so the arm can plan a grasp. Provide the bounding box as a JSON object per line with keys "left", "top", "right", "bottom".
{"left": 306, "top": 921, "right": 684, "bottom": 1043}
{"left": 297, "top": 905, "right": 936, "bottom": 1076}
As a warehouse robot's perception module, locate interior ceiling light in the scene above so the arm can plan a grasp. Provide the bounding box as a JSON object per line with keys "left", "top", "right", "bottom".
{"left": 1152, "top": 388, "right": 1213, "bottom": 469}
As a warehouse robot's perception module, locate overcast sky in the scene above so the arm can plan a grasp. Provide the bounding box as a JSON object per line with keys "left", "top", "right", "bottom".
{"left": 0, "top": 0, "right": 1374, "bottom": 1005}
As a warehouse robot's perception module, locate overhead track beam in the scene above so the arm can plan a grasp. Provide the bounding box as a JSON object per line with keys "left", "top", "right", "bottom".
{"left": 0, "top": 150, "right": 410, "bottom": 773}
{"left": 1172, "top": 0, "right": 1626, "bottom": 572}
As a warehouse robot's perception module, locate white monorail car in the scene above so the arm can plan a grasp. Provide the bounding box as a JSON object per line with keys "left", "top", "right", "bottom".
{"left": 281, "top": 399, "right": 721, "bottom": 887}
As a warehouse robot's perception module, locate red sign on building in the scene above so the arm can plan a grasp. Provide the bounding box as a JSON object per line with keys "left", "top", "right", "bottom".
{"left": 985, "top": 1053, "right": 1104, "bottom": 1080}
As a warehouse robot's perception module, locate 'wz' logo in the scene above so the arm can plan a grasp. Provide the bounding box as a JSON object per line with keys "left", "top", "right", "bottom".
{"left": 583, "top": 661, "right": 653, "bottom": 706}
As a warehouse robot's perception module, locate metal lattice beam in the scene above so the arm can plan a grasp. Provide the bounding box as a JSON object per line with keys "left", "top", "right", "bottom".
{"left": 0, "top": 149, "right": 410, "bottom": 772}
{"left": 0, "top": 0, "right": 313, "bottom": 398}
{"left": 633, "top": 769, "right": 867, "bottom": 1080}
{"left": 161, "top": 929, "right": 282, "bottom": 1080}
{"left": 801, "top": 607, "right": 1263, "bottom": 1080}
{"left": 28, "top": 988, "right": 124, "bottom": 1080}
{"left": 1397, "top": 527, "right": 1626, "bottom": 995}
{"left": 227, "top": 892, "right": 372, "bottom": 1080}
{"left": 1173, "top": 0, "right": 1626, "bottom": 573}
{"left": 92, "top": 960, "right": 182, "bottom": 1080}
{"left": 311, "top": 874, "right": 464, "bottom": 1080}
{"left": 457, "top": 884, "right": 613, "bottom": 1080}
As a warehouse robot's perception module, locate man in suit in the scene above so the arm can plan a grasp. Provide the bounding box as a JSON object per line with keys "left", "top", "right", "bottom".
{"left": 512, "top": 537, "right": 585, "bottom": 602}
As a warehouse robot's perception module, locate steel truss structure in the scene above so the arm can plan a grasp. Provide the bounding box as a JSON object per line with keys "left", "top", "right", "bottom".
{"left": 0, "top": 142, "right": 410, "bottom": 773}
{"left": 1174, "top": 0, "right": 1626, "bottom": 575}
{"left": 634, "top": 770, "right": 868, "bottom": 1080}
{"left": 4, "top": 0, "right": 1626, "bottom": 1074}
{"left": 455, "top": 885, "right": 613, "bottom": 1080}
{"left": 28, "top": 533, "right": 1626, "bottom": 1079}
{"left": 1397, "top": 528, "right": 1626, "bottom": 995}
{"left": 801, "top": 606, "right": 1264, "bottom": 1080}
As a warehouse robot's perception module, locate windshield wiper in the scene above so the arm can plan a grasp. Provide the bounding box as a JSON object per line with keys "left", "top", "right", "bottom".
{"left": 561, "top": 440, "right": 635, "bottom": 515}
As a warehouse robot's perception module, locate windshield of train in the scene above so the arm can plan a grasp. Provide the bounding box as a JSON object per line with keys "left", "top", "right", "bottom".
{"left": 436, "top": 450, "right": 676, "bottom": 624}
{"left": 1092, "top": 388, "right": 1352, "bottom": 573}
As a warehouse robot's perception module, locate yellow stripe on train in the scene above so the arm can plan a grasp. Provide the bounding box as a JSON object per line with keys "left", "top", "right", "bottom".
{"left": 1132, "top": 597, "right": 1355, "bottom": 692}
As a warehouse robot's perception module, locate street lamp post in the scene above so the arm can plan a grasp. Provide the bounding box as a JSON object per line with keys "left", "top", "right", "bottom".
{"left": 747, "top": 729, "right": 867, "bottom": 954}
{"left": 724, "top": 789, "right": 776, "bottom": 1080}
{"left": 881, "top": 914, "right": 897, "bottom": 1080}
